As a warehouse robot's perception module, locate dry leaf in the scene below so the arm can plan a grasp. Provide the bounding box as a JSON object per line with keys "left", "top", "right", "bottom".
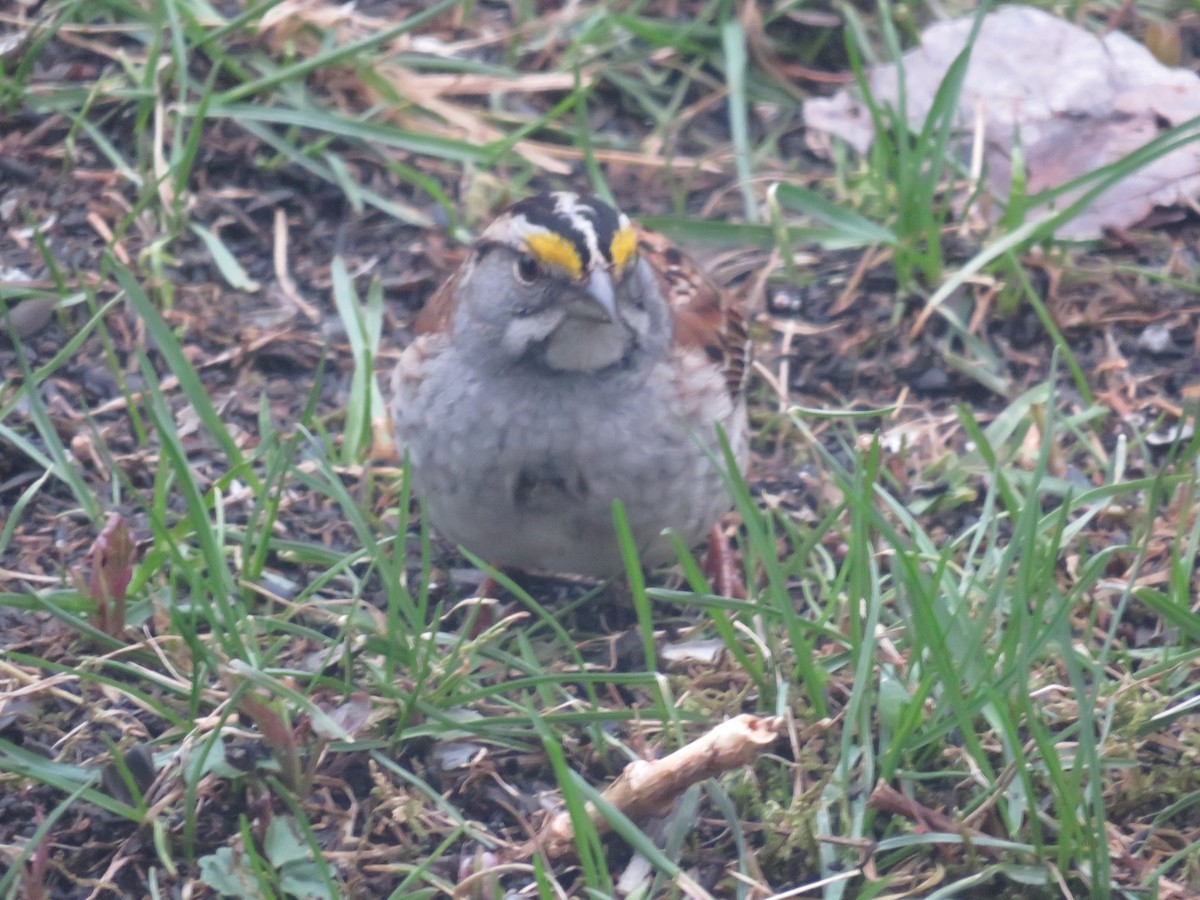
{"left": 804, "top": 6, "right": 1200, "bottom": 238}
{"left": 76, "top": 513, "right": 135, "bottom": 636}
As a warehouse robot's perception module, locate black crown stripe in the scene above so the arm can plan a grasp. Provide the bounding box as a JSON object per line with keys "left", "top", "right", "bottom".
{"left": 505, "top": 193, "right": 625, "bottom": 272}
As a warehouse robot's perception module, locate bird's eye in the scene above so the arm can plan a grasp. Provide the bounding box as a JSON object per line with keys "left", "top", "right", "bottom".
{"left": 514, "top": 253, "right": 540, "bottom": 285}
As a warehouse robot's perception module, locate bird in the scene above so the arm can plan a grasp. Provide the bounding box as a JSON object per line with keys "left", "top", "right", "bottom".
{"left": 391, "top": 191, "right": 749, "bottom": 579}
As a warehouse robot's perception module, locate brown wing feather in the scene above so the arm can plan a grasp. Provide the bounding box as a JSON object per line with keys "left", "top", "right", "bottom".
{"left": 413, "top": 265, "right": 465, "bottom": 336}
{"left": 635, "top": 226, "right": 748, "bottom": 401}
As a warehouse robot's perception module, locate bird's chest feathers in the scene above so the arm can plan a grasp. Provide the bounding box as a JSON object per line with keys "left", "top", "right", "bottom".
{"left": 511, "top": 460, "right": 591, "bottom": 511}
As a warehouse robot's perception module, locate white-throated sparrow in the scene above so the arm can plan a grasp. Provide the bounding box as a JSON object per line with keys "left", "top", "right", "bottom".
{"left": 391, "top": 191, "right": 748, "bottom": 577}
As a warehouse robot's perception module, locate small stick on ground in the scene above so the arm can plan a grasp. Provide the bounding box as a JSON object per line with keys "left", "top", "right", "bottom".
{"left": 867, "top": 781, "right": 997, "bottom": 862}
{"left": 529, "top": 714, "right": 783, "bottom": 860}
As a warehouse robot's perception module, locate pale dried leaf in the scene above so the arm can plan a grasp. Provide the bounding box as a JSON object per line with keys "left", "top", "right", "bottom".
{"left": 804, "top": 6, "right": 1200, "bottom": 238}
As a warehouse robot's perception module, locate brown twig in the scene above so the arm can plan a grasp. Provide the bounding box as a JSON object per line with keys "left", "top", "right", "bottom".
{"left": 528, "top": 714, "right": 782, "bottom": 860}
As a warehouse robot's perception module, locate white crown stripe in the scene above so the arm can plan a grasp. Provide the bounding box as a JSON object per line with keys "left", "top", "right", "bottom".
{"left": 552, "top": 191, "right": 604, "bottom": 271}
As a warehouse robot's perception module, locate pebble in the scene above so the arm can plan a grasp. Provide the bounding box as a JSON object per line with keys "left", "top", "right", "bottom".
{"left": 1137, "top": 324, "right": 1172, "bottom": 354}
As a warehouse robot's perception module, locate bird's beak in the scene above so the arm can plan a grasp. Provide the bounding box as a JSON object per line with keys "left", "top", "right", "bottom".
{"left": 584, "top": 268, "right": 619, "bottom": 322}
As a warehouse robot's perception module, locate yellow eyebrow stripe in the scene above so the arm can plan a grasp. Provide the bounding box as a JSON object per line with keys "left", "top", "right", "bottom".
{"left": 609, "top": 226, "right": 637, "bottom": 275}
{"left": 525, "top": 232, "right": 583, "bottom": 280}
